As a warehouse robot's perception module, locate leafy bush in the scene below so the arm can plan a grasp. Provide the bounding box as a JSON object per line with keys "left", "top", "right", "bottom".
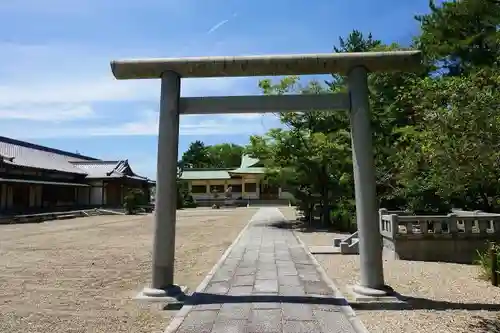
{"left": 330, "top": 199, "right": 357, "bottom": 232}
{"left": 176, "top": 187, "right": 184, "bottom": 209}
{"left": 182, "top": 192, "right": 198, "bottom": 208}
{"left": 123, "top": 188, "right": 146, "bottom": 215}
{"left": 475, "top": 243, "right": 500, "bottom": 281}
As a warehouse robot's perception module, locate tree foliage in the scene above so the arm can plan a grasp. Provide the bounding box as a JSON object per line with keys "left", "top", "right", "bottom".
{"left": 207, "top": 143, "right": 244, "bottom": 168}
{"left": 180, "top": 140, "right": 212, "bottom": 168}
{"left": 245, "top": 0, "right": 500, "bottom": 229}
{"left": 180, "top": 141, "right": 244, "bottom": 168}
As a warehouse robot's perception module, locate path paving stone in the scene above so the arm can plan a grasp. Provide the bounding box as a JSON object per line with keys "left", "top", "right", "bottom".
{"left": 167, "top": 208, "right": 361, "bottom": 333}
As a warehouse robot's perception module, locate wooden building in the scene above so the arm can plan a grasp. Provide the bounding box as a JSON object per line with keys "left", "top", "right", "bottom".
{"left": 180, "top": 155, "right": 293, "bottom": 204}
{"left": 0, "top": 136, "right": 153, "bottom": 215}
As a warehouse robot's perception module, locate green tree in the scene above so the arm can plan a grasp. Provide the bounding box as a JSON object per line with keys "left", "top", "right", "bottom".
{"left": 181, "top": 141, "right": 244, "bottom": 169}
{"left": 249, "top": 75, "right": 353, "bottom": 227}
{"left": 393, "top": 68, "right": 500, "bottom": 212}
{"left": 382, "top": 0, "right": 500, "bottom": 213}
{"left": 415, "top": 0, "right": 500, "bottom": 76}
{"left": 180, "top": 140, "right": 211, "bottom": 168}
{"left": 248, "top": 1, "right": 500, "bottom": 225}
{"left": 177, "top": 161, "right": 185, "bottom": 209}
{"left": 247, "top": 30, "right": 396, "bottom": 229}
{"left": 207, "top": 143, "right": 244, "bottom": 168}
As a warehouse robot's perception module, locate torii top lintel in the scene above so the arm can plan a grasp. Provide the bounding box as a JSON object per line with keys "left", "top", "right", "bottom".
{"left": 110, "top": 50, "right": 422, "bottom": 80}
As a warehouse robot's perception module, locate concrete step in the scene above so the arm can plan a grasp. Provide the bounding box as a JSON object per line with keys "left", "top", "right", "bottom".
{"left": 340, "top": 238, "right": 359, "bottom": 254}
{"left": 56, "top": 214, "right": 79, "bottom": 220}
{"left": 309, "top": 246, "right": 341, "bottom": 254}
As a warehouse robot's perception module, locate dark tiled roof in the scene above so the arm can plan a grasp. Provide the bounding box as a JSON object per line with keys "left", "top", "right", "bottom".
{"left": 0, "top": 137, "right": 150, "bottom": 181}
{"left": 71, "top": 160, "right": 149, "bottom": 180}
{"left": 71, "top": 160, "right": 126, "bottom": 178}
{"left": 0, "top": 136, "right": 96, "bottom": 174}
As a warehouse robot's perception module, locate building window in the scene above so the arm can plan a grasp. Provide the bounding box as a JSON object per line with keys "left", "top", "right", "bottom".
{"left": 191, "top": 185, "right": 207, "bottom": 194}
{"left": 230, "top": 184, "right": 242, "bottom": 193}
{"left": 245, "top": 183, "right": 257, "bottom": 192}
{"left": 210, "top": 185, "right": 225, "bottom": 193}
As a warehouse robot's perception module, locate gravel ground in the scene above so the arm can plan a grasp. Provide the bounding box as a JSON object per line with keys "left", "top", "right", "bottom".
{"left": 0, "top": 208, "right": 258, "bottom": 333}
{"left": 295, "top": 230, "right": 500, "bottom": 333}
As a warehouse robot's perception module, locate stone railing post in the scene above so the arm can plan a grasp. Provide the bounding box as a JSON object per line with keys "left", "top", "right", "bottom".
{"left": 446, "top": 213, "right": 458, "bottom": 233}
{"left": 389, "top": 214, "right": 398, "bottom": 238}
{"left": 494, "top": 217, "right": 500, "bottom": 234}
{"left": 379, "top": 208, "right": 388, "bottom": 233}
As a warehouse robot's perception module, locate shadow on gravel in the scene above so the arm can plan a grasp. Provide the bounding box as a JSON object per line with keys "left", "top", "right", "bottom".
{"left": 267, "top": 219, "right": 351, "bottom": 234}
{"left": 351, "top": 292, "right": 500, "bottom": 312}
{"left": 466, "top": 315, "right": 500, "bottom": 333}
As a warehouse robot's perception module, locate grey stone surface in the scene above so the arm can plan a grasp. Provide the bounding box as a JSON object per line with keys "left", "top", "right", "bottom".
{"left": 232, "top": 274, "right": 255, "bottom": 286}
{"left": 254, "top": 279, "right": 279, "bottom": 293}
{"left": 167, "top": 208, "right": 361, "bottom": 333}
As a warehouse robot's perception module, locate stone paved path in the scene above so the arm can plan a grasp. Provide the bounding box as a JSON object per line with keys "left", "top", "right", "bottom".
{"left": 166, "top": 208, "right": 363, "bottom": 333}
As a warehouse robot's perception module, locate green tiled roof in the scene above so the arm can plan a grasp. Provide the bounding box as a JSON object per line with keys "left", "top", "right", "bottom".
{"left": 180, "top": 155, "right": 266, "bottom": 180}
{"left": 180, "top": 169, "right": 231, "bottom": 180}
{"left": 230, "top": 167, "right": 266, "bottom": 174}
{"left": 240, "top": 155, "right": 261, "bottom": 168}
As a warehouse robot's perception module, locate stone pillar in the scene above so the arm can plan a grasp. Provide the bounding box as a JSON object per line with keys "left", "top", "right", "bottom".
{"left": 347, "top": 66, "right": 389, "bottom": 296}
{"left": 139, "top": 71, "right": 186, "bottom": 302}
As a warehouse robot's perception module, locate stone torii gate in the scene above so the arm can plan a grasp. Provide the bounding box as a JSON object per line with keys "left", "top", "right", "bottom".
{"left": 110, "top": 51, "right": 421, "bottom": 302}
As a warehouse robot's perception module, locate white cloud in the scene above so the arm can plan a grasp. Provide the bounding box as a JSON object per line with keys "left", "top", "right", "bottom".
{"left": 0, "top": 110, "right": 280, "bottom": 139}
{"left": 0, "top": 41, "right": 273, "bottom": 136}
{"left": 0, "top": 104, "right": 95, "bottom": 121}
{"left": 207, "top": 19, "right": 229, "bottom": 34}
{"left": 0, "top": 76, "right": 251, "bottom": 106}
{"left": 0, "top": 42, "right": 258, "bottom": 126}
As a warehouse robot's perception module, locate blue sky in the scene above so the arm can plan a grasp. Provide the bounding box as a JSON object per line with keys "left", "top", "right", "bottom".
{"left": 0, "top": 0, "right": 433, "bottom": 179}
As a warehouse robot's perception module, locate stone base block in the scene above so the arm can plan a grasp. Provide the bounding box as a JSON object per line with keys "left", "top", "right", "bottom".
{"left": 135, "top": 285, "right": 188, "bottom": 310}
{"left": 346, "top": 284, "right": 400, "bottom": 303}
{"left": 333, "top": 238, "right": 343, "bottom": 247}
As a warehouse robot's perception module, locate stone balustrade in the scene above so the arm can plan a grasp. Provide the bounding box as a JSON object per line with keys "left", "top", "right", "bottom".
{"left": 379, "top": 208, "right": 500, "bottom": 263}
